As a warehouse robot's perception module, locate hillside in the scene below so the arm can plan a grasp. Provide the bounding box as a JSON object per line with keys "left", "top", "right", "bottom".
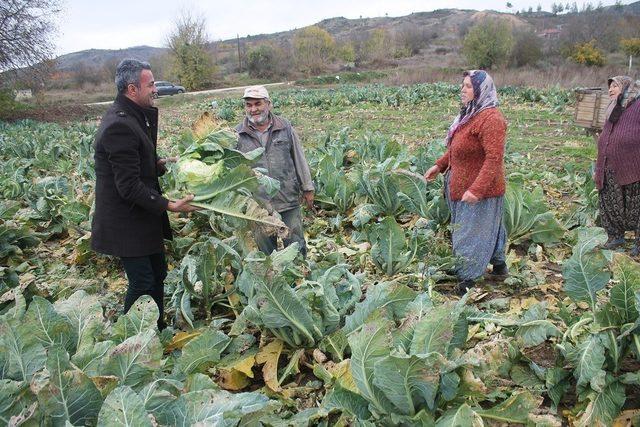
{"left": 53, "top": 8, "right": 530, "bottom": 74}
{"left": 54, "top": 45, "right": 168, "bottom": 72}
{"left": 41, "top": 0, "right": 640, "bottom": 85}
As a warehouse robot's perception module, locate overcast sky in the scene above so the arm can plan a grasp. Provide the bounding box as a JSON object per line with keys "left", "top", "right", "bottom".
{"left": 55, "top": 0, "right": 629, "bottom": 56}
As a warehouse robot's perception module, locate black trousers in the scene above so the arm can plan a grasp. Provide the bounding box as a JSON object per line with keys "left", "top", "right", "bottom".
{"left": 121, "top": 252, "right": 167, "bottom": 330}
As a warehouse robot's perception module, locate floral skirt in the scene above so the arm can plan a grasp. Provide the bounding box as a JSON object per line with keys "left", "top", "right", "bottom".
{"left": 445, "top": 173, "right": 507, "bottom": 281}
{"left": 599, "top": 168, "right": 640, "bottom": 242}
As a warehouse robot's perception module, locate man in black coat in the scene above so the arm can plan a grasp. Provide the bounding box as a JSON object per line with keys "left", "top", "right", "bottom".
{"left": 91, "top": 59, "right": 196, "bottom": 329}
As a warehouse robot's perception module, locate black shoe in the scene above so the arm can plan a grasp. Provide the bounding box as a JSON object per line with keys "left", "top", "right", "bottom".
{"left": 631, "top": 245, "right": 640, "bottom": 257}
{"left": 455, "top": 280, "right": 474, "bottom": 296}
{"left": 491, "top": 262, "right": 509, "bottom": 277}
{"left": 603, "top": 237, "right": 625, "bottom": 250}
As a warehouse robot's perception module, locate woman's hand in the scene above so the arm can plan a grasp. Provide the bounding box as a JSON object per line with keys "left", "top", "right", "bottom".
{"left": 461, "top": 191, "right": 479, "bottom": 204}
{"left": 424, "top": 165, "right": 441, "bottom": 181}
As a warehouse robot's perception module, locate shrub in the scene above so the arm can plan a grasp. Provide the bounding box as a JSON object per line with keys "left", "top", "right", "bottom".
{"left": 293, "top": 26, "right": 336, "bottom": 75}
{"left": 621, "top": 38, "right": 640, "bottom": 58}
{"left": 365, "top": 29, "right": 393, "bottom": 63}
{"left": 246, "top": 45, "right": 279, "bottom": 79}
{"left": 0, "top": 89, "right": 31, "bottom": 120}
{"left": 510, "top": 29, "right": 543, "bottom": 67}
{"left": 462, "top": 18, "right": 514, "bottom": 69}
{"left": 570, "top": 41, "right": 606, "bottom": 66}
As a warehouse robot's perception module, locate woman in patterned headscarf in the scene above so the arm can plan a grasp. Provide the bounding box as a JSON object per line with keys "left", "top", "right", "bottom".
{"left": 594, "top": 76, "right": 640, "bottom": 255}
{"left": 425, "top": 70, "right": 508, "bottom": 295}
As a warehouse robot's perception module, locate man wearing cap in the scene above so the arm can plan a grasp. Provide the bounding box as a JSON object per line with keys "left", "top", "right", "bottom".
{"left": 236, "top": 85, "right": 314, "bottom": 256}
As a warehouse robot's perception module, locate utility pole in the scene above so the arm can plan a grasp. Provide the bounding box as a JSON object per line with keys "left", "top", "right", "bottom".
{"left": 237, "top": 34, "right": 242, "bottom": 72}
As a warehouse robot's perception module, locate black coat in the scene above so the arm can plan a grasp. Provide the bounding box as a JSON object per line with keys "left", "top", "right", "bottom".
{"left": 91, "top": 94, "right": 172, "bottom": 257}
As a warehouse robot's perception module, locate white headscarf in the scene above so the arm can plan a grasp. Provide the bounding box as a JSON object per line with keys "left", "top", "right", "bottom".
{"left": 446, "top": 70, "right": 499, "bottom": 145}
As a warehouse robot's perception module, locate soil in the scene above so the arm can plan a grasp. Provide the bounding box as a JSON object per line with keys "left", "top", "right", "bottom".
{"left": 522, "top": 341, "right": 558, "bottom": 368}
{"left": 0, "top": 103, "right": 107, "bottom": 123}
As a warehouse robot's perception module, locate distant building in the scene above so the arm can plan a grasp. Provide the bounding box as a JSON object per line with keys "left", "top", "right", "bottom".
{"left": 538, "top": 28, "right": 561, "bottom": 39}
{"left": 14, "top": 89, "right": 33, "bottom": 101}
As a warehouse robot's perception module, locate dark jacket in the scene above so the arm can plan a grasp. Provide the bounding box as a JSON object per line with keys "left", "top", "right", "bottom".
{"left": 236, "top": 114, "right": 313, "bottom": 212}
{"left": 595, "top": 99, "right": 640, "bottom": 190}
{"left": 91, "top": 94, "right": 172, "bottom": 257}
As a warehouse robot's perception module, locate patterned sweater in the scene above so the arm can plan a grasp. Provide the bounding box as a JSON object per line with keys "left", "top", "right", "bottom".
{"left": 594, "top": 99, "right": 640, "bottom": 190}
{"left": 435, "top": 108, "right": 507, "bottom": 201}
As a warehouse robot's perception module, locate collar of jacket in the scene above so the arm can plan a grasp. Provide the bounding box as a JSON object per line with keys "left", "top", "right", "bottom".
{"left": 115, "top": 93, "right": 159, "bottom": 136}
{"left": 237, "top": 113, "right": 286, "bottom": 136}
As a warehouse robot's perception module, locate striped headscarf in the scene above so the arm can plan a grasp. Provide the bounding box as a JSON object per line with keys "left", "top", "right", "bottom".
{"left": 446, "top": 70, "right": 499, "bottom": 144}
{"left": 606, "top": 76, "right": 640, "bottom": 124}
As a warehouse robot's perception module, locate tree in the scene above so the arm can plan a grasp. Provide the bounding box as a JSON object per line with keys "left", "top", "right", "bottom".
{"left": 462, "top": 18, "right": 514, "bottom": 69}
{"left": 0, "top": 0, "right": 60, "bottom": 74}
{"left": 365, "top": 28, "right": 393, "bottom": 63}
{"left": 621, "top": 38, "right": 640, "bottom": 73}
{"left": 614, "top": 0, "right": 624, "bottom": 12}
{"left": 293, "top": 26, "right": 335, "bottom": 75}
{"left": 337, "top": 43, "right": 356, "bottom": 63}
{"left": 395, "top": 24, "right": 430, "bottom": 56}
{"left": 510, "top": 29, "right": 543, "bottom": 67}
{"left": 165, "top": 11, "right": 216, "bottom": 90}
{"left": 559, "top": 10, "right": 624, "bottom": 52}
{"left": 246, "top": 44, "right": 285, "bottom": 79}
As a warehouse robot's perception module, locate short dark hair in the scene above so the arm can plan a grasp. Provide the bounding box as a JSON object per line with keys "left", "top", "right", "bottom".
{"left": 115, "top": 59, "right": 152, "bottom": 94}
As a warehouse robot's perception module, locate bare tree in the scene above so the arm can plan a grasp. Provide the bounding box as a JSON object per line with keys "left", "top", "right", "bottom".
{"left": 165, "top": 10, "right": 216, "bottom": 90}
{"left": 0, "top": 0, "right": 61, "bottom": 73}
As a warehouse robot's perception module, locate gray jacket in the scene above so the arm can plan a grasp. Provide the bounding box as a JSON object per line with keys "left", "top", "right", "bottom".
{"left": 236, "top": 114, "right": 313, "bottom": 212}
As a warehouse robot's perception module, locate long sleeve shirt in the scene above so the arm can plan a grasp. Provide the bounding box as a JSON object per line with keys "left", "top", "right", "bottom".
{"left": 435, "top": 108, "right": 507, "bottom": 201}
{"left": 594, "top": 100, "right": 640, "bottom": 190}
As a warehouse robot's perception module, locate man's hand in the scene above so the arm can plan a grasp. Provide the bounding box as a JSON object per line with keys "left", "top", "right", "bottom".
{"left": 424, "top": 165, "right": 441, "bottom": 181}
{"left": 158, "top": 156, "right": 179, "bottom": 166}
{"left": 157, "top": 156, "right": 178, "bottom": 175}
{"left": 167, "top": 194, "right": 199, "bottom": 213}
{"left": 302, "top": 191, "right": 314, "bottom": 210}
{"left": 461, "top": 191, "right": 479, "bottom": 204}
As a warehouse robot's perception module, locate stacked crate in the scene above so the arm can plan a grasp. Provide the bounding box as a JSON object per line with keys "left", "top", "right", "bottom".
{"left": 574, "top": 87, "right": 610, "bottom": 130}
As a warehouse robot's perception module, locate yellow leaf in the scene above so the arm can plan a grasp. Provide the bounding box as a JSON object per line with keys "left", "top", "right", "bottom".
{"left": 256, "top": 339, "right": 283, "bottom": 392}
{"left": 91, "top": 375, "right": 119, "bottom": 397}
{"left": 231, "top": 354, "right": 256, "bottom": 378}
{"left": 613, "top": 409, "right": 640, "bottom": 427}
{"left": 224, "top": 280, "right": 241, "bottom": 311}
{"left": 165, "top": 331, "right": 202, "bottom": 352}
{"left": 191, "top": 111, "right": 220, "bottom": 139}
{"left": 467, "top": 323, "right": 481, "bottom": 341}
{"left": 461, "top": 368, "right": 488, "bottom": 395}
{"left": 218, "top": 369, "right": 251, "bottom": 391}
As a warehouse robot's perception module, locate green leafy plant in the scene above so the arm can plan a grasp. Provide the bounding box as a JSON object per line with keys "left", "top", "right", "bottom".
{"left": 170, "top": 116, "right": 288, "bottom": 236}
{"left": 176, "top": 237, "right": 241, "bottom": 324}
{"left": 367, "top": 216, "right": 417, "bottom": 276}
{"left": 235, "top": 245, "right": 361, "bottom": 348}
{"left": 504, "top": 181, "right": 565, "bottom": 245}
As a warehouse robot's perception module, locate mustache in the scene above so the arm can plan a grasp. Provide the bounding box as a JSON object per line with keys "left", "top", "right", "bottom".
{"left": 247, "top": 111, "right": 269, "bottom": 125}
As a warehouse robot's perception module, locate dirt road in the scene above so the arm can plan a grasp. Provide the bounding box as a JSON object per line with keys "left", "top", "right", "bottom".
{"left": 85, "top": 81, "right": 291, "bottom": 106}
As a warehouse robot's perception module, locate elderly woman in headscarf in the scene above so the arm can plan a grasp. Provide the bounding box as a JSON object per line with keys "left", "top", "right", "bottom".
{"left": 425, "top": 70, "right": 508, "bottom": 295}
{"left": 594, "top": 76, "right": 640, "bottom": 255}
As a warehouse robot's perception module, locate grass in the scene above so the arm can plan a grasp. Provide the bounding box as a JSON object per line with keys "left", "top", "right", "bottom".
{"left": 156, "top": 85, "right": 594, "bottom": 175}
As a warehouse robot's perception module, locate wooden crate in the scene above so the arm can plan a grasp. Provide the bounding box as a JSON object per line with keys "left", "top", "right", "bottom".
{"left": 574, "top": 87, "right": 610, "bottom": 130}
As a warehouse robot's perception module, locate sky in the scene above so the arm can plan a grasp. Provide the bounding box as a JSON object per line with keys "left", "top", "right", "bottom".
{"left": 54, "top": 0, "right": 629, "bottom": 56}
